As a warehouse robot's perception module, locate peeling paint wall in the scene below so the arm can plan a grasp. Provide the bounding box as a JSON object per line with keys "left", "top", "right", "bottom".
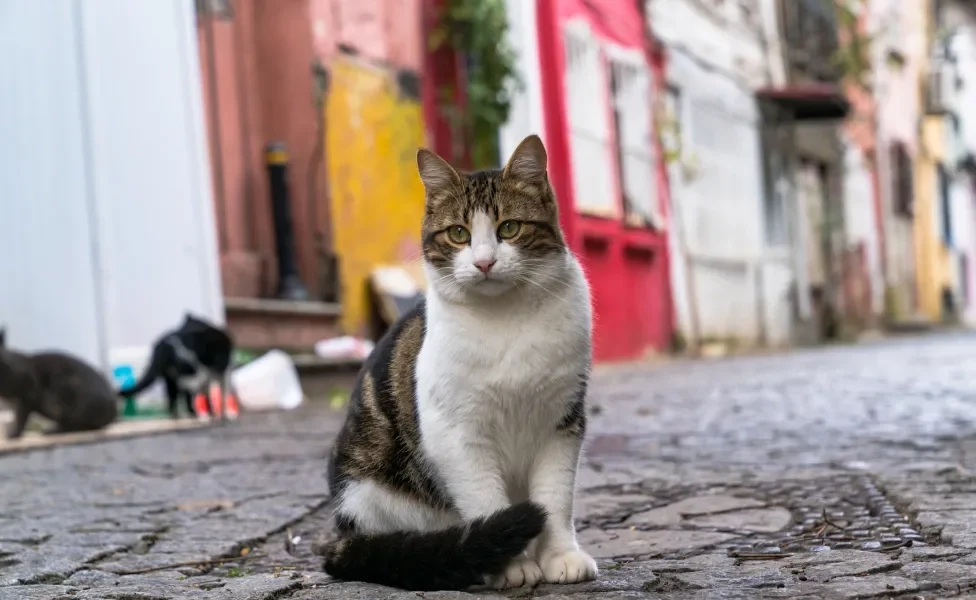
{"left": 916, "top": 116, "right": 948, "bottom": 322}
{"left": 308, "top": 0, "right": 430, "bottom": 337}
{"left": 651, "top": 0, "right": 790, "bottom": 347}
{"left": 310, "top": 0, "right": 423, "bottom": 72}
{"left": 325, "top": 57, "right": 427, "bottom": 336}
{"left": 872, "top": 0, "right": 927, "bottom": 318}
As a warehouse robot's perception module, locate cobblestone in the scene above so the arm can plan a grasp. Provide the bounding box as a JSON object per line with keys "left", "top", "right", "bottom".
{"left": 5, "top": 332, "right": 976, "bottom": 597}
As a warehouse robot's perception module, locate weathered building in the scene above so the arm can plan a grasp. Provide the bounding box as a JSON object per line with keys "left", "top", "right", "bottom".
{"left": 0, "top": 1, "right": 222, "bottom": 373}
{"left": 946, "top": 2, "right": 976, "bottom": 325}
{"left": 503, "top": 0, "right": 674, "bottom": 361}
{"left": 870, "top": 0, "right": 926, "bottom": 324}
{"left": 195, "top": 0, "right": 459, "bottom": 348}
{"left": 650, "top": 0, "right": 796, "bottom": 349}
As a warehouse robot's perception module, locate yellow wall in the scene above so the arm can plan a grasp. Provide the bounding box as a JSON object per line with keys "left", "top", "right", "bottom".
{"left": 325, "top": 57, "right": 427, "bottom": 336}
{"left": 913, "top": 0, "right": 947, "bottom": 322}
{"left": 915, "top": 115, "right": 949, "bottom": 321}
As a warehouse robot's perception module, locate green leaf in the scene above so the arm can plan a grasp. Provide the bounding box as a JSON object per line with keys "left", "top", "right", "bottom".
{"left": 427, "top": 0, "right": 522, "bottom": 167}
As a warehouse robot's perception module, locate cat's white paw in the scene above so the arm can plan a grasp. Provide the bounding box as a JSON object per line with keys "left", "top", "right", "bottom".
{"left": 487, "top": 554, "right": 544, "bottom": 589}
{"left": 540, "top": 550, "right": 598, "bottom": 584}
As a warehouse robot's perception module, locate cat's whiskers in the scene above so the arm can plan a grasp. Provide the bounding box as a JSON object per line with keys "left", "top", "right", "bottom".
{"left": 512, "top": 274, "right": 575, "bottom": 308}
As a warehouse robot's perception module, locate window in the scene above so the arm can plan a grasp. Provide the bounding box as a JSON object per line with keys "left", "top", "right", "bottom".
{"left": 661, "top": 85, "right": 684, "bottom": 171}
{"left": 760, "top": 122, "right": 791, "bottom": 246}
{"left": 563, "top": 20, "right": 618, "bottom": 217}
{"left": 890, "top": 142, "right": 914, "bottom": 217}
{"left": 607, "top": 48, "right": 659, "bottom": 228}
{"left": 939, "top": 163, "right": 952, "bottom": 245}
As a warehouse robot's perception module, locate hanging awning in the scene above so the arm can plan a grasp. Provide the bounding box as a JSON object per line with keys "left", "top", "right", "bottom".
{"left": 756, "top": 83, "right": 851, "bottom": 121}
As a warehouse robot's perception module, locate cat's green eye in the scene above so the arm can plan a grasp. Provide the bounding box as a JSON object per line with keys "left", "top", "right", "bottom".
{"left": 447, "top": 225, "right": 471, "bottom": 244}
{"left": 497, "top": 220, "right": 521, "bottom": 240}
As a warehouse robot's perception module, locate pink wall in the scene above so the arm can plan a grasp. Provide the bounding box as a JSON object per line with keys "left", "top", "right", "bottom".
{"left": 872, "top": 0, "right": 925, "bottom": 153}
{"left": 309, "top": 0, "right": 424, "bottom": 71}
{"left": 197, "top": 0, "right": 327, "bottom": 299}
{"left": 842, "top": 7, "right": 884, "bottom": 272}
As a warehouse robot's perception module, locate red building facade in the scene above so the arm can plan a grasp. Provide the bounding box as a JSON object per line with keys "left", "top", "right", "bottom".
{"left": 533, "top": 0, "right": 673, "bottom": 361}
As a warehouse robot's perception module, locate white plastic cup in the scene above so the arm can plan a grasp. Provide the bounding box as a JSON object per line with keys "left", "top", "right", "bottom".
{"left": 231, "top": 349, "right": 304, "bottom": 412}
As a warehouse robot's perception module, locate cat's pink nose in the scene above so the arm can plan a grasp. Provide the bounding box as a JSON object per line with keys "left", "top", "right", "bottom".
{"left": 474, "top": 259, "right": 496, "bottom": 274}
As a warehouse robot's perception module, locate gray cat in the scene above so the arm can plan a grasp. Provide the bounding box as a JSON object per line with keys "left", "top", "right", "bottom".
{"left": 0, "top": 328, "right": 118, "bottom": 439}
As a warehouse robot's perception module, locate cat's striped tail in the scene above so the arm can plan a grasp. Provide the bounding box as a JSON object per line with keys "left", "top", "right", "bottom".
{"left": 320, "top": 501, "right": 546, "bottom": 591}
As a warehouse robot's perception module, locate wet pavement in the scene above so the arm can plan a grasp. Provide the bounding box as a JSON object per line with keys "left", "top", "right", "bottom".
{"left": 5, "top": 332, "right": 976, "bottom": 598}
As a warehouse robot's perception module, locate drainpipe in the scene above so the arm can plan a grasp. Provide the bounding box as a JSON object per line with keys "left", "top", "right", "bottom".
{"left": 266, "top": 142, "right": 311, "bottom": 302}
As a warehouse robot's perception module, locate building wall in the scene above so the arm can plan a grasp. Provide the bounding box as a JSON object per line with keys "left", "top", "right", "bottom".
{"left": 912, "top": 0, "right": 959, "bottom": 324}
{"left": 309, "top": 0, "right": 428, "bottom": 337}
{"left": 309, "top": 0, "right": 424, "bottom": 71}
{"left": 527, "top": 0, "right": 672, "bottom": 360}
{"left": 651, "top": 0, "right": 792, "bottom": 346}
{"left": 915, "top": 114, "right": 946, "bottom": 321}
{"left": 871, "top": 0, "right": 927, "bottom": 320}
{"left": 197, "top": 0, "right": 325, "bottom": 299}
{"left": 499, "top": 0, "right": 546, "bottom": 160}
{"left": 841, "top": 6, "right": 884, "bottom": 321}
{"left": 841, "top": 138, "right": 883, "bottom": 319}
{"left": 323, "top": 57, "right": 428, "bottom": 337}
{"left": 0, "top": 0, "right": 222, "bottom": 371}
{"left": 951, "top": 14, "right": 976, "bottom": 324}
{"left": 949, "top": 166, "right": 976, "bottom": 322}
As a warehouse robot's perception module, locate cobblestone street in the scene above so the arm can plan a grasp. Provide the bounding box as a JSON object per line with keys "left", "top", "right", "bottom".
{"left": 6, "top": 333, "right": 976, "bottom": 599}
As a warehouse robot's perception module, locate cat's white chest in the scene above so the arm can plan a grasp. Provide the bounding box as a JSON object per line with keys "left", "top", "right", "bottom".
{"left": 416, "top": 268, "right": 591, "bottom": 425}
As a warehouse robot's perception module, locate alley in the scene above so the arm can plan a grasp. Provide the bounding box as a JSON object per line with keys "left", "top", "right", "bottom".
{"left": 5, "top": 333, "right": 976, "bottom": 598}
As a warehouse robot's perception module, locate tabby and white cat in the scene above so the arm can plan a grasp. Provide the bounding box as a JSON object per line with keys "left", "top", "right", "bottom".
{"left": 322, "top": 135, "right": 597, "bottom": 591}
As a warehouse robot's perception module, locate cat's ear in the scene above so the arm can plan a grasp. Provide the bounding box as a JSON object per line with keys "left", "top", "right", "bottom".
{"left": 0, "top": 327, "right": 6, "bottom": 347}
{"left": 416, "top": 148, "right": 461, "bottom": 199}
{"left": 502, "top": 134, "right": 548, "bottom": 183}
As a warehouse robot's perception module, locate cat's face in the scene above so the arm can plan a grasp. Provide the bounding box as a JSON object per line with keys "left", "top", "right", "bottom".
{"left": 417, "top": 135, "right": 567, "bottom": 300}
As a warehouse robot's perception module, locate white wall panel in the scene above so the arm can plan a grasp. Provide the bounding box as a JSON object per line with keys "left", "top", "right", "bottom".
{"left": 0, "top": 0, "right": 221, "bottom": 373}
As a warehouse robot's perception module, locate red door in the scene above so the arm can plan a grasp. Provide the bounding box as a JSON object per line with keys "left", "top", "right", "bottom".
{"left": 536, "top": 0, "right": 673, "bottom": 362}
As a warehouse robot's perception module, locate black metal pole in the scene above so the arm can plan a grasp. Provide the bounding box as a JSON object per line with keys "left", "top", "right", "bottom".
{"left": 266, "top": 142, "right": 310, "bottom": 301}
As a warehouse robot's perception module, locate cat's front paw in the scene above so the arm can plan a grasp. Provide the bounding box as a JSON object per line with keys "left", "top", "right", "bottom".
{"left": 540, "top": 550, "right": 598, "bottom": 584}
{"left": 487, "top": 554, "right": 544, "bottom": 589}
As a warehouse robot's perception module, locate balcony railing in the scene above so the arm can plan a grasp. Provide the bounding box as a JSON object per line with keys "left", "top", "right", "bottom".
{"left": 780, "top": 0, "right": 842, "bottom": 83}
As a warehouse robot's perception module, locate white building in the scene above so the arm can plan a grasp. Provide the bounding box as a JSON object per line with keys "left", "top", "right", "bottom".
{"left": 0, "top": 1, "right": 222, "bottom": 378}
{"left": 943, "top": 2, "right": 976, "bottom": 324}
{"left": 650, "top": 0, "right": 796, "bottom": 347}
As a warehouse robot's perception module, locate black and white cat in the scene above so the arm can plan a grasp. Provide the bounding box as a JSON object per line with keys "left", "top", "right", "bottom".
{"left": 119, "top": 314, "right": 237, "bottom": 420}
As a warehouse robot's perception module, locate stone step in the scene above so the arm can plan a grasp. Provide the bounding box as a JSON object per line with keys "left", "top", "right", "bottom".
{"left": 884, "top": 314, "right": 936, "bottom": 333}
{"left": 224, "top": 296, "right": 342, "bottom": 351}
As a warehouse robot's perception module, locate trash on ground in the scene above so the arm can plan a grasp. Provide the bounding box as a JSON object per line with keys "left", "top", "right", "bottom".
{"left": 370, "top": 263, "right": 425, "bottom": 331}
{"left": 314, "top": 336, "right": 375, "bottom": 361}
{"left": 231, "top": 349, "right": 304, "bottom": 412}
